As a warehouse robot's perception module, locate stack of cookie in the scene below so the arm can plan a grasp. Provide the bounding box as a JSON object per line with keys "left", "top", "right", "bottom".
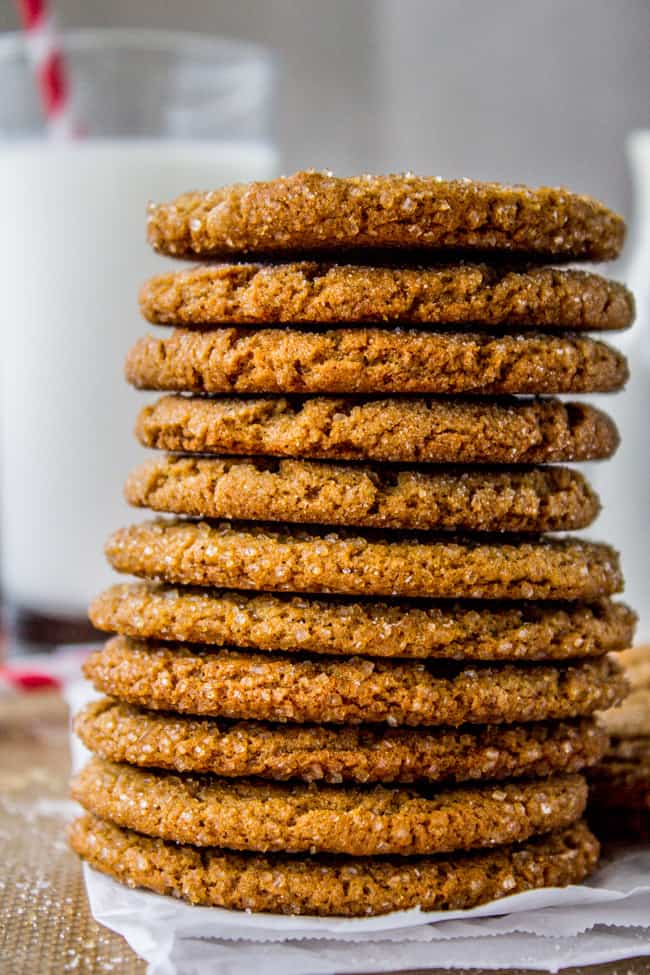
{"left": 70, "top": 172, "right": 636, "bottom": 917}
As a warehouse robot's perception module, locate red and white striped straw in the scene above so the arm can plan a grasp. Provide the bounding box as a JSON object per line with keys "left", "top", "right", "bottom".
{"left": 14, "top": 0, "right": 76, "bottom": 138}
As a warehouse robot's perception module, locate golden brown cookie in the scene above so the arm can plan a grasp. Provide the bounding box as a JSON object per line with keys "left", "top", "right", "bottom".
{"left": 83, "top": 638, "right": 626, "bottom": 727}
{"left": 138, "top": 263, "right": 634, "bottom": 331}
{"left": 69, "top": 814, "right": 600, "bottom": 916}
{"left": 124, "top": 457, "right": 601, "bottom": 533}
{"left": 135, "top": 395, "right": 619, "bottom": 464}
{"left": 89, "top": 583, "right": 637, "bottom": 661}
{"left": 105, "top": 519, "right": 623, "bottom": 601}
{"left": 146, "top": 171, "right": 625, "bottom": 261}
{"left": 72, "top": 758, "right": 586, "bottom": 856}
{"left": 75, "top": 699, "right": 608, "bottom": 785}
{"left": 126, "top": 328, "right": 629, "bottom": 396}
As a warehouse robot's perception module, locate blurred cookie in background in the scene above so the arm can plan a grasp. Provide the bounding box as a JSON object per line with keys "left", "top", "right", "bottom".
{"left": 589, "top": 645, "right": 650, "bottom": 843}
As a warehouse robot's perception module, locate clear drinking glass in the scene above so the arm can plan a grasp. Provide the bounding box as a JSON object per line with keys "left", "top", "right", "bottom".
{"left": 0, "top": 29, "right": 277, "bottom": 652}
{"left": 588, "top": 131, "right": 650, "bottom": 644}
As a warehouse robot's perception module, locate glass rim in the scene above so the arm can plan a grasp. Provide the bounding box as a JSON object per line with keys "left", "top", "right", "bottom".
{"left": 0, "top": 27, "right": 272, "bottom": 66}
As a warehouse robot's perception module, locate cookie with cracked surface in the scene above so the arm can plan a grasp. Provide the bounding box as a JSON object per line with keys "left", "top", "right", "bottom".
{"left": 83, "top": 637, "right": 626, "bottom": 726}
{"left": 138, "top": 262, "right": 634, "bottom": 331}
{"left": 135, "top": 395, "right": 619, "bottom": 465}
{"left": 89, "top": 583, "right": 637, "bottom": 661}
{"left": 126, "top": 328, "right": 629, "bottom": 396}
{"left": 146, "top": 171, "right": 624, "bottom": 261}
{"left": 75, "top": 699, "right": 608, "bottom": 785}
{"left": 72, "top": 758, "right": 587, "bottom": 856}
{"left": 105, "top": 519, "right": 623, "bottom": 601}
{"left": 124, "top": 457, "right": 601, "bottom": 533}
{"left": 69, "top": 814, "right": 600, "bottom": 916}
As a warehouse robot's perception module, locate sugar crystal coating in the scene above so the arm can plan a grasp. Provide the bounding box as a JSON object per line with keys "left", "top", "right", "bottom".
{"left": 72, "top": 758, "right": 587, "bottom": 856}
{"left": 138, "top": 262, "right": 633, "bottom": 330}
{"left": 89, "top": 583, "right": 636, "bottom": 660}
{"left": 124, "top": 457, "right": 602, "bottom": 533}
{"left": 146, "top": 171, "right": 625, "bottom": 262}
{"left": 105, "top": 519, "right": 623, "bottom": 601}
{"left": 75, "top": 699, "right": 608, "bottom": 785}
{"left": 135, "top": 395, "right": 620, "bottom": 465}
{"left": 126, "top": 327, "right": 629, "bottom": 397}
{"left": 69, "top": 815, "right": 600, "bottom": 916}
{"left": 83, "top": 637, "right": 627, "bottom": 727}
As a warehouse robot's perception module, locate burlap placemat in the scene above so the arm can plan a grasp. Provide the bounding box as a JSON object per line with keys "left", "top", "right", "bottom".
{"left": 0, "top": 691, "right": 145, "bottom": 974}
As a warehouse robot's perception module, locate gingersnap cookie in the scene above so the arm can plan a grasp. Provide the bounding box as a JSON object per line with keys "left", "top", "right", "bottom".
{"left": 589, "top": 646, "right": 650, "bottom": 839}
{"left": 70, "top": 814, "right": 599, "bottom": 916}
{"left": 89, "top": 583, "right": 637, "bottom": 661}
{"left": 139, "top": 262, "right": 634, "bottom": 331}
{"left": 72, "top": 758, "right": 586, "bottom": 857}
{"left": 125, "top": 457, "right": 601, "bottom": 533}
{"left": 84, "top": 637, "right": 626, "bottom": 726}
{"left": 146, "top": 171, "right": 624, "bottom": 261}
{"left": 105, "top": 520, "right": 623, "bottom": 601}
{"left": 135, "top": 395, "right": 619, "bottom": 465}
{"left": 126, "top": 328, "right": 628, "bottom": 396}
{"left": 75, "top": 699, "right": 608, "bottom": 785}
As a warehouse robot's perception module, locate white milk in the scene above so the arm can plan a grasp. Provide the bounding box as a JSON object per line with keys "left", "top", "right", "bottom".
{"left": 0, "top": 141, "right": 276, "bottom": 619}
{"left": 587, "top": 132, "right": 650, "bottom": 643}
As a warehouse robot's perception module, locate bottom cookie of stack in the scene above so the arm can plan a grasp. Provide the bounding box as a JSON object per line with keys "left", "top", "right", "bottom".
{"left": 69, "top": 814, "right": 598, "bottom": 917}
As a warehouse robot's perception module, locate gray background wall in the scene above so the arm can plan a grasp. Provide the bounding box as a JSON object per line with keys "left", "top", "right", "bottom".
{"left": 1, "top": 0, "right": 648, "bottom": 218}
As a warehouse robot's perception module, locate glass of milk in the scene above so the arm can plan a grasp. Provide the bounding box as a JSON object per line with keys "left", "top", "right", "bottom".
{"left": 587, "top": 131, "right": 650, "bottom": 644}
{"left": 0, "top": 30, "right": 277, "bottom": 652}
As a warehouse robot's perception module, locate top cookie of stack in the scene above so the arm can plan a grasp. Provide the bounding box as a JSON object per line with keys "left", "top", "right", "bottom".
{"left": 134, "top": 172, "right": 633, "bottom": 400}
{"left": 72, "top": 172, "right": 635, "bottom": 919}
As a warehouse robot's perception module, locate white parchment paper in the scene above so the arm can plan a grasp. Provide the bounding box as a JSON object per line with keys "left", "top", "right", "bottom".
{"left": 66, "top": 680, "right": 650, "bottom": 975}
